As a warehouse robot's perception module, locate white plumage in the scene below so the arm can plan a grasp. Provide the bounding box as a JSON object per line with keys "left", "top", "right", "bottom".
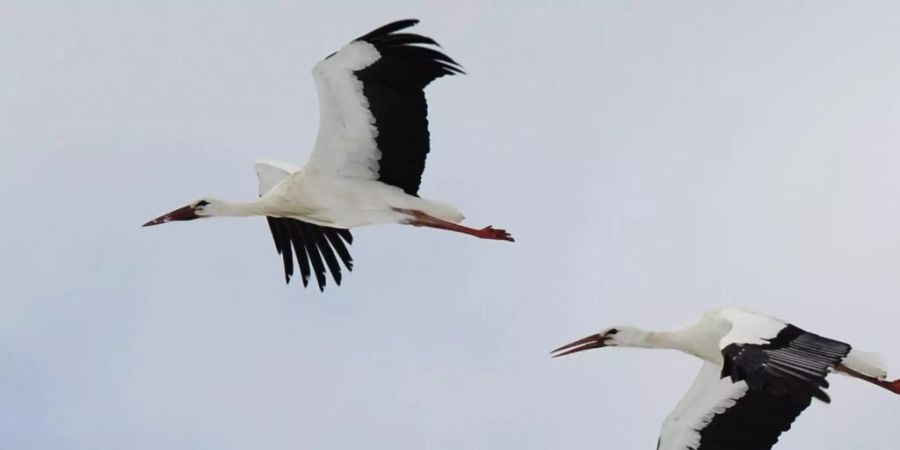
{"left": 144, "top": 19, "right": 513, "bottom": 291}
{"left": 254, "top": 160, "right": 300, "bottom": 196}
{"left": 553, "top": 307, "right": 899, "bottom": 450}
{"left": 307, "top": 41, "right": 382, "bottom": 180}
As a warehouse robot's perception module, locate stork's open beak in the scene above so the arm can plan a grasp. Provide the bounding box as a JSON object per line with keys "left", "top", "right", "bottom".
{"left": 142, "top": 205, "right": 198, "bottom": 227}
{"left": 551, "top": 333, "right": 608, "bottom": 358}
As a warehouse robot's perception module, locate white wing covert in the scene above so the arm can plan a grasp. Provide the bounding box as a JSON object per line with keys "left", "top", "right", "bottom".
{"left": 255, "top": 160, "right": 300, "bottom": 195}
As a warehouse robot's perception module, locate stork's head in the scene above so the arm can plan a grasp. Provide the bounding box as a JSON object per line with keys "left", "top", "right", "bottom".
{"left": 142, "top": 198, "right": 218, "bottom": 227}
{"left": 551, "top": 326, "right": 650, "bottom": 357}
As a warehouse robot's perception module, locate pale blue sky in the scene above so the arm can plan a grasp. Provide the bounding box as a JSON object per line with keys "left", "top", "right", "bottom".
{"left": 2, "top": 2, "right": 900, "bottom": 449}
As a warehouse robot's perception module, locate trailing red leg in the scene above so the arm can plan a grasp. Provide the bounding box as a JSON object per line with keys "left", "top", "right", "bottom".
{"left": 885, "top": 379, "right": 900, "bottom": 394}
{"left": 400, "top": 209, "right": 514, "bottom": 242}
{"left": 836, "top": 364, "right": 900, "bottom": 395}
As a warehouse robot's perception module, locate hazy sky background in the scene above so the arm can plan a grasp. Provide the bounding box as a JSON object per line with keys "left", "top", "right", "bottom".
{"left": 3, "top": 2, "right": 900, "bottom": 449}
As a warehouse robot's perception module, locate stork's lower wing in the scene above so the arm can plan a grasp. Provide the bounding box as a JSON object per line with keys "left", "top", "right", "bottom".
{"left": 719, "top": 324, "right": 851, "bottom": 404}
{"left": 718, "top": 310, "right": 851, "bottom": 404}
{"left": 265, "top": 217, "right": 353, "bottom": 291}
{"left": 255, "top": 160, "right": 354, "bottom": 291}
{"left": 659, "top": 362, "right": 811, "bottom": 450}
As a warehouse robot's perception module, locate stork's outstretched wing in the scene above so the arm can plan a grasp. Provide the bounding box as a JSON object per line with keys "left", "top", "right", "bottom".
{"left": 304, "top": 19, "right": 463, "bottom": 196}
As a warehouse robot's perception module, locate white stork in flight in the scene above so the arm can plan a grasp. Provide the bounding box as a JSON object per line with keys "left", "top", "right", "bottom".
{"left": 143, "top": 19, "right": 513, "bottom": 291}
{"left": 552, "top": 307, "right": 899, "bottom": 450}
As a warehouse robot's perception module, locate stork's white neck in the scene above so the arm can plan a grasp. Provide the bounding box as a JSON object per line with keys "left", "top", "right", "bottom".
{"left": 609, "top": 326, "right": 712, "bottom": 353}
{"left": 614, "top": 328, "right": 686, "bottom": 350}
{"left": 203, "top": 199, "right": 269, "bottom": 218}
{"left": 644, "top": 330, "right": 689, "bottom": 350}
{"left": 614, "top": 325, "right": 720, "bottom": 362}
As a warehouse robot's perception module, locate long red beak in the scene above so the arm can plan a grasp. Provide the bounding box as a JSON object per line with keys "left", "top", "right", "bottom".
{"left": 142, "top": 205, "right": 198, "bottom": 227}
{"left": 551, "top": 333, "right": 607, "bottom": 358}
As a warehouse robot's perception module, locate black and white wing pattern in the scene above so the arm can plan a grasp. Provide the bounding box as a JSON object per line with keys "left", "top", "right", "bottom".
{"left": 305, "top": 19, "right": 464, "bottom": 196}
{"left": 658, "top": 362, "right": 751, "bottom": 450}
{"left": 658, "top": 311, "right": 851, "bottom": 450}
{"left": 255, "top": 161, "right": 353, "bottom": 291}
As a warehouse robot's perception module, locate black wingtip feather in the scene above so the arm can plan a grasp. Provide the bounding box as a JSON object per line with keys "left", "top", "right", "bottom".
{"left": 356, "top": 19, "right": 465, "bottom": 78}
{"left": 268, "top": 218, "right": 294, "bottom": 284}
{"left": 813, "top": 388, "right": 831, "bottom": 403}
{"left": 324, "top": 232, "right": 354, "bottom": 272}
{"left": 377, "top": 33, "right": 440, "bottom": 48}
{"left": 358, "top": 19, "right": 420, "bottom": 41}
{"left": 288, "top": 223, "right": 312, "bottom": 288}
{"left": 314, "top": 232, "right": 343, "bottom": 286}
{"left": 292, "top": 221, "right": 327, "bottom": 291}
{"left": 351, "top": 20, "right": 463, "bottom": 196}
{"left": 264, "top": 217, "right": 355, "bottom": 292}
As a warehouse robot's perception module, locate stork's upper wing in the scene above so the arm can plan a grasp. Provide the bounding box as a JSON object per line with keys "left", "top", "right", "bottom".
{"left": 717, "top": 310, "right": 851, "bottom": 404}
{"left": 304, "top": 19, "right": 463, "bottom": 196}
{"left": 658, "top": 311, "right": 851, "bottom": 450}
{"left": 255, "top": 161, "right": 353, "bottom": 291}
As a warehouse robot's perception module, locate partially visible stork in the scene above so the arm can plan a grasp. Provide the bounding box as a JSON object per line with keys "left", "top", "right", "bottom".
{"left": 552, "top": 307, "right": 899, "bottom": 450}
{"left": 142, "top": 19, "right": 513, "bottom": 291}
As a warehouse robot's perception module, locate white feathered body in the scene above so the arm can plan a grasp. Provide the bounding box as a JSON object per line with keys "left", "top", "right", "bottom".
{"left": 258, "top": 163, "right": 464, "bottom": 228}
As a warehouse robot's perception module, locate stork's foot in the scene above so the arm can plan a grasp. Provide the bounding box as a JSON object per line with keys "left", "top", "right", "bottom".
{"left": 400, "top": 208, "right": 515, "bottom": 243}
{"left": 478, "top": 226, "right": 514, "bottom": 242}
{"left": 837, "top": 364, "right": 900, "bottom": 395}
{"left": 886, "top": 379, "right": 900, "bottom": 395}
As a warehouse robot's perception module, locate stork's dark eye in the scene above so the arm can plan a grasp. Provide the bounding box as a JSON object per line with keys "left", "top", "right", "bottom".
{"left": 606, "top": 328, "right": 619, "bottom": 335}
{"left": 196, "top": 200, "right": 210, "bottom": 207}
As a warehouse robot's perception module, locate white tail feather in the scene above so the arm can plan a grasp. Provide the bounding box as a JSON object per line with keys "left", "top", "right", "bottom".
{"left": 842, "top": 349, "right": 888, "bottom": 380}
{"left": 419, "top": 199, "right": 465, "bottom": 223}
